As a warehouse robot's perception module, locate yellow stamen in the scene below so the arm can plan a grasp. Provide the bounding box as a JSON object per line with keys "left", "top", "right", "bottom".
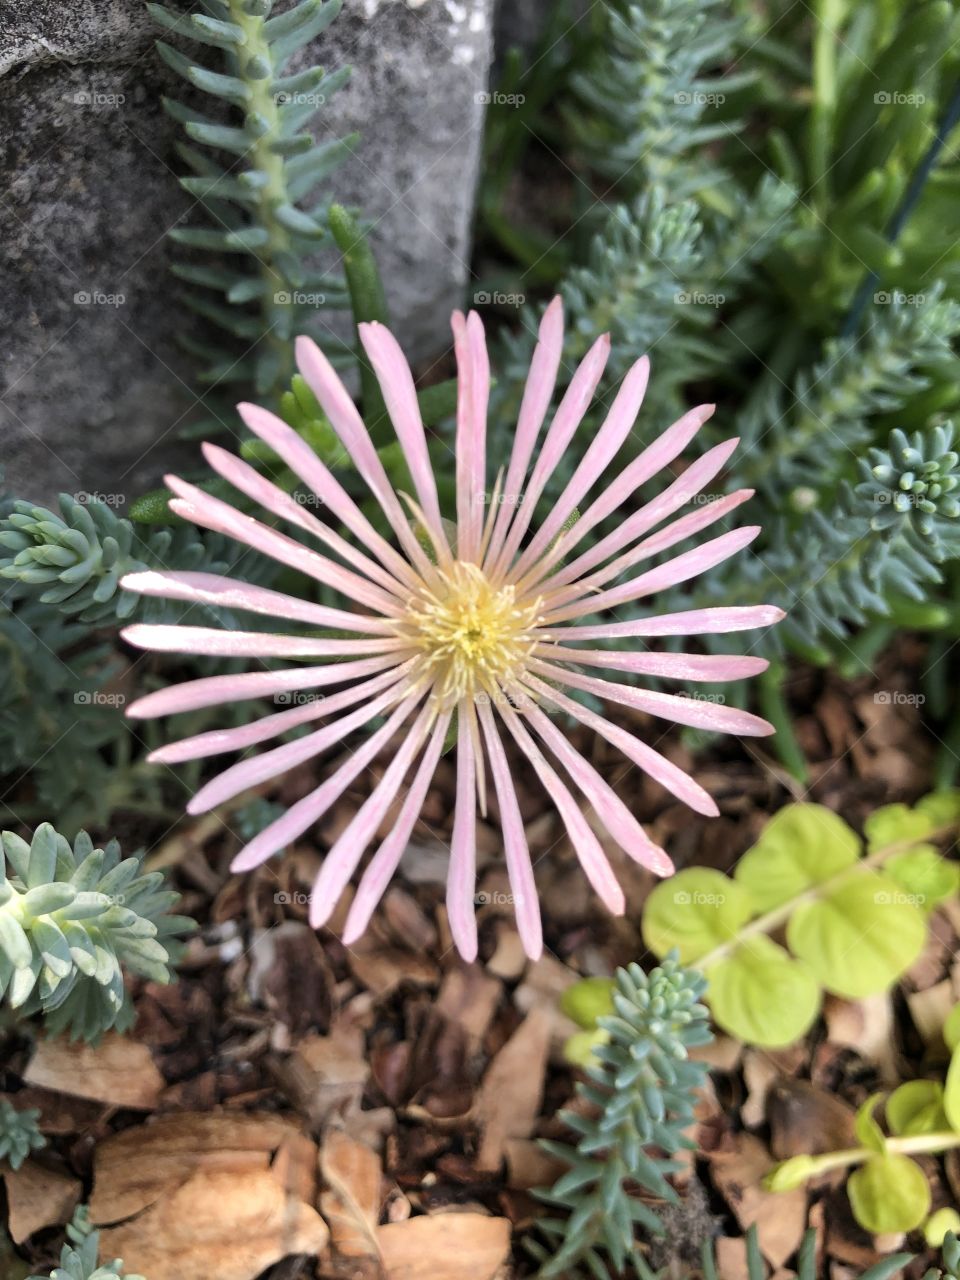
{"left": 397, "top": 561, "right": 543, "bottom": 710}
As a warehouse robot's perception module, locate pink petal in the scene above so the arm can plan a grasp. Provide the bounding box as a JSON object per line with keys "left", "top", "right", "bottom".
{"left": 558, "top": 605, "right": 785, "bottom": 641}
{"left": 121, "top": 623, "right": 404, "bottom": 660}
{"left": 520, "top": 673, "right": 717, "bottom": 817}
{"left": 309, "top": 703, "right": 437, "bottom": 928}
{"left": 512, "top": 354, "right": 649, "bottom": 580}
{"left": 543, "top": 437, "right": 741, "bottom": 592}
{"left": 294, "top": 336, "right": 438, "bottom": 582}
{"left": 447, "top": 711, "right": 479, "bottom": 961}
{"left": 120, "top": 570, "right": 394, "bottom": 635}
{"left": 230, "top": 697, "right": 420, "bottom": 871}
{"left": 520, "top": 700, "right": 673, "bottom": 877}
{"left": 146, "top": 664, "right": 412, "bottom": 764}
{"left": 126, "top": 655, "right": 402, "bottom": 719}
{"left": 485, "top": 297, "right": 564, "bottom": 569}
{"left": 342, "top": 713, "right": 450, "bottom": 945}
{"left": 498, "top": 701, "right": 625, "bottom": 913}
{"left": 543, "top": 526, "right": 761, "bottom": 623}
{"left": 237, "top": 402, "right": 420, "bottom": 590}
{"left": 477, "top": 701, "right": 543, "bottom": 959}
{"left": 453, "top": 311, "right": 489, "bottom": 562}
{"left": 490, "top": 332, "right": 610, "bottom": 579}
{"left": 200, "top": 442, "right": 408, "bottom": 599}
{"left": 164, "top": 476, "right": 402, "bottom": 616}
{"left": 530, "top": 657, "right": 775, "bottom": 737}
{"left": 540, "top": 647, "right": 769, "bottom": 681}
{"left": 549, "top": 403, "right": 715, "bottom": 561}
{"left": 359, "top": 322, "right": 451, "bottom": 559}
{"left": 188, "top": 681, "right": 414, "bottom": 814}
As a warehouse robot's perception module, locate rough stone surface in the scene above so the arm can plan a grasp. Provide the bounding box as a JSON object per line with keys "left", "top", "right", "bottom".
{"left": 0, "top": 0, "right": 494, "bottom": 501}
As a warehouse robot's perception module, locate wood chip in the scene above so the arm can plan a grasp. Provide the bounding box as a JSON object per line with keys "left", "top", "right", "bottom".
{"left": 907, "top": 979, "right": 955, "bottom": 1046}
{"left": 2, "top": 1160, "right": 81, "bottom": 1244}
{"left": 24, "top": 1034, "right": 164, "bottom": 1110}
{"left": 435, "top": 966, "right": 502, "bottom": 1044}
{"left": 347, "top": 948, "right": 439, "bottom": 998}
{"left": 377, "top": 1213, "right": 511, "bottom": 1280}
{"left": 97, "top": 1165, "right": 328, "bottom": 1280}
{"left": 710, "top": 1134, "right": 807, "bottom": 1269}
{"left": 823, "top": 993, "right": 898, "bottom": 1085}
{"left": 476, "top": 1008, "right": 551, "bottom": 1171}
{"left": 320, "top": 1130, "right": 383, "bottom": 1261}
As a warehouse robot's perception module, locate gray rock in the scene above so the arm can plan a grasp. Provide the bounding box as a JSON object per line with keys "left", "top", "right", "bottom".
{"left": 0, "top": 0, "right": 494, "bottom": 503}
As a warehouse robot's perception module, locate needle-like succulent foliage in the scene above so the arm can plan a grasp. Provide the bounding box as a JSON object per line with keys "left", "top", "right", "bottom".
{"left": 149, "top": 0, "right": 354, "bottom": 402}
{"left": 0, "top": 825, "right": 192, "bottom": 1042}
{"left": 29, "top": 1205, "right": 144, "bottom": 1280}
{"left": 529, "top": 957, "right": 712, "bottom": 1279}
{"left": 0, "top": 1099, "right": 45, "bottom": 1170}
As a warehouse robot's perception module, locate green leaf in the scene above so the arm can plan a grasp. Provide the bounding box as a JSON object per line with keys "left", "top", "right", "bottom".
{"left": 560, "top": 977, "right": 615, "bottom": 1030}
{"left": 944, "top": 1044, "right": 960, "bottom": 1132}
{"left": 848, "top": 1153, "right": 931, "bottom": 1234}
{"left": 886, "top": 1080, "right": 948, "bottom": 1136}
{"left": 924, "top": 1206, "right": 960, "bottom": 1247}
{"left": 708, "top": 935, "right": 821, "bottom": 1048}
{"left": 916, "top": 789, "right": 960, "bottom": 826}
{"left": 943, "top": 1003, "right": 960, "bottom": 1051}
{"left": 786, "top": 871, "right": 926, "bottom": 999}
{"left": 563, "top": 1028, "right": 610, "bottom": 1070}
{"left": 864, "top": 803, "right": 935, "bottom": 850}
{"left": 763, "top": 1154, "right": 819, "bottom": 1192}
{"left": 641, "top": 868, "right": 751, "bottom": 964}
{"left": 854, "top": 1095, "right": 887, "bottom": 1153}
{"left": 734, "top": 803, "right": 860, "bottom": 913}
{"left": 885, "top": 845, "right": 960, "bottom": 913}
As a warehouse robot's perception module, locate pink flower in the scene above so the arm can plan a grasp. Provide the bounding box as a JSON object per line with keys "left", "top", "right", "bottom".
{"left": 121, "top": 299, "right": 781, "bottom": 960}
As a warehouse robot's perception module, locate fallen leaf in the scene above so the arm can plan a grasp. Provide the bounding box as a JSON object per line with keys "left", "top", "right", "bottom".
{"left": 89, "top": 1112, "right": 316, "bottom": 1224}
{"left": 709, "top": 1134, "right": 807, "bottom": 1269}
{"left": 823, "top": 994, "right": 898, "bottom": 1085}
{"left": 24, "top": 1034, "right": 164, "bottom": 1110}
{"left": 3, "top": 1160, "right": 81, "bottom": 1243}
{"left": 476, "top": 1008, "right": 551, "bottom": 1171}
{"left": 767, "top": 1079, "right": 856, "bottom": 1160}
{"left": 98, "top": 1165, "right": 328, "bottom": 1280}
{"left": 435, "top": 965, "right": 502, "bottom": 1045}
{"left": 377, "top": 1213, "right": 510, "bottom": 1280}
{"left": 320, "top": 1130, "right": 383, "bottom": 1261}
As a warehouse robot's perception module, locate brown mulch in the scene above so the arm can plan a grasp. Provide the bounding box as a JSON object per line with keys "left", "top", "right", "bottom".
{"left": 2, "top": 635, "right": 957, "bottom": 1279}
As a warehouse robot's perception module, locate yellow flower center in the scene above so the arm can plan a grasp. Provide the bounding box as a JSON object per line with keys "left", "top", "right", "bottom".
{"left": 401, "top": 561, "right": 542, "bottom": 708}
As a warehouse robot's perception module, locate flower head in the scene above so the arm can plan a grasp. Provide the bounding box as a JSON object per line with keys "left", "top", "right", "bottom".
{"left": 121, "top": 299, "right": 781, "bottom": 960}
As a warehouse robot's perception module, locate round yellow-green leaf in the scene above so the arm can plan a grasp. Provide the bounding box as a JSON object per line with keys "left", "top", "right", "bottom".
{"left": 944, "top": 1045, "right": 960, "bottom": 1132}
{"left": 864, "top": 803, "right": 934, "bottom": 851}
{"left": 944, "top": 1003, "right": 960, "bottom": 1052}
{"left": 560, "top": 977, "right": 615, "bottom": 1030}
{"left": 786, "top": 871, "right": 926, "bottom": 999}
{"left": 764, "top": 1154, "right": 819, "bottom": 1192}
{"left": 707, "top": 936, "right": 821, "bottom": 1048}
{"left": 925, "top": 1207, "right": 960, "bottom": 1247}
{"left": 734, "top": 804, "right": 860, "bottom": 913}
{"left": 916, "top": 790, "right": 960, "bottom": 827}
{"left": 848, "top": 1153, "right": 931, "bottom": 1234}
{"left": 854, "top": 1094, "right": 886, "bottom": 1153}
{"left": 886, "top": 1080, "right": 948, "bottom": 1136}
{"left": 563, "top": 1028, "right": 609, "bottom": 1070}
{"left": 886, "top": 846, "right": 960, "bottom": 913}
{"left": 642, "top": 868, "right": 751, "bottom": 964}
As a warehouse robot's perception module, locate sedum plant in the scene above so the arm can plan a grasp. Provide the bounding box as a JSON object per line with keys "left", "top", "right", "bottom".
{"left": 0, "top": 824, "right": 191, "bottom": 1042}
{"left": 528, "top": 957, "right": 712, "bottom": 1278}
{"left": 768, "top": 1003, "right": 960, "bottom": 1236}
{"left": 0, "top": 1100, "right": 45, "bottom": 1170}
{"left": 149, "top": 0, "right": 353, "bottom": 406}
{"left": 642, "top": 794, "right": 960, "bottom": 1047}
{"left": 29, "top": 1206, "right": 144, "bottom": 1280}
